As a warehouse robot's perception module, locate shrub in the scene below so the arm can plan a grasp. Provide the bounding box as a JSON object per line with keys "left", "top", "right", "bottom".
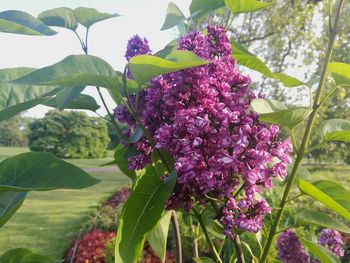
{"left": 28, "top": 110, "right": 109, "bottom": 158}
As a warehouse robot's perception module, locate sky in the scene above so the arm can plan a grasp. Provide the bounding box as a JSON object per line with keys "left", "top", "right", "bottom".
{"left": 0, "top": 0, "right": 191, "bottom": 118}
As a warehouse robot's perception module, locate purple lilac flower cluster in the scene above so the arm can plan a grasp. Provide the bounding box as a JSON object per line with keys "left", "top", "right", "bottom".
{"left": 317, "top": 229, "right": 344, "bottom": 257}
{"left": 115, "top": 25, "right": 292, "bottom": 236}
{"left": 124, "top": 35, "right": 151, "bottom": 61}
{"left": 277, "top": 230, "right": 310, "bottom": 263}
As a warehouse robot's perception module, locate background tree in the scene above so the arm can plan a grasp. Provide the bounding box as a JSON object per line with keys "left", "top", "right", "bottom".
{"left": 28, "top": 110, "right": 110, "bottom": 158}
{"left": 0, "top": 114, "right": 31, "bottom": 147}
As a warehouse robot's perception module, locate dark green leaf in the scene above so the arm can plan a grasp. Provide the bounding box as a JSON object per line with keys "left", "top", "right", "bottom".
{"left": 161, "top": 2, "right": 186, "bottom": 30}
{"left": 147, "top": 211, "right": 172, "bottom": 262}
{"left": 250, "top": 99, "right": 311, "bottom": 130}
{"left": 328, "top": 62, "right": 350, "bottom": 86}
{"left": 0, "top": 191, "right": 26, "bottom": 228}
{"left": 0, "top": 248, "right": 51, "bottom": 263}
{"left": 51, "top": 86, "right": 85, "bottom": 110}
{"left": 296, "top": 209, "right": 350, "bottom": 233}
{"left": 0, "top": 10, "right": 56, "bottom": 35}
{"left": 74, "top": 7, "right": 119, "bottom": 28}
{"left": 12, "top": 55, "right": 119, "bottom": 91}
{"left": 320, "top": 119, "right": 350, "bottom": 143}
{"left": 38, "top": 7, "right": 78, "bottom": 30}
{"left": 115, "top": 168, "right": 177, "bottom": 263}
{"left": 0, "top": 152, "right": 99, "bottom": 191}
{"left": 43, "top": 94, "right": 100, "bottom": 111}
{"left": 0, "top": 67, "right": 61, "bottom": 122}
{"left": 114, "top": 144, "right": 137, "bottom": 180}
{"left": 298, "top": 179, "right": 350, "bottom": 221}
{"left": 151, "top": 150, "right": 175, "bottom": 177}
{"left": 299, "top": 237, "right": 340, "bottom": 263}
{"left": 224, "top": 0, "right": 272, "bottom": 14}
{"left": 189, "top": 0, "right": 225, "bottom": 19}
{"left": 129, "top": 50, "right": 210, "bottom": 85}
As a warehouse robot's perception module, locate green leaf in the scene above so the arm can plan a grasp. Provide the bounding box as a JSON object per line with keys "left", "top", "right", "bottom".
{"left": 193, "top": 258, "right": 216, "bottom": 263}
{"left": 12, "top": 55, "right": 119, "bottom": 91}
{"left": 296, "top": 209, "right": 350, "bottom": 233}
{"left": 115, "top": 168, "right": 177, "bottom": 263}
{"left": 50, "top": 86, "right": 85, "bottom": 110}
{"left": 129, "top": 127, "right": 143, "bottom": 144}
{"left": 298, "top": 179, "right": 350, "bottom": 221}
{"left": 0, "top": 248, "right": 51, "bottom": 263}
{"left": 224, "top": 0, "right": 271, "bottom": 14}
{"left": 74, "top": 7, "right": 119, "bottom": 28}
{"left": 231, "top": 40, "right": 304, "bottom": 87}
{"left": 38, "top": 7, "right": 78, "bottom": 30}
{"left": 114, "top": 144, "right": 137, "bottom": 180}
{"left": 328, "top": 62, "right": 350, "bottom": 86}
{"left": 189, "top": 0, "right": 225, "bottom": 19}
{"left": 161, "top": 2, "right": 186, "bottom": 30}
{"left": 299, "top": 237, "right": 341, "bottom": 263}
{"left": 0, "top": 67, "right": 61, "bottom": 122}
{"left": 250, "top": 99, "right": 311, "bottom": 130}
{"left": 320, "top": 119, "right": 350, "bottom": 143}
{"left": 0, "top": 191, "right": 26, "bottom": 228}
{"left": 129, "top": 50, "right": 210, "bottom": 85}
{"left": 0, "top": 152, "right": 99, "bottom": 191}
{"left": 151, "top": 150, "right": 175, "bottom": 177}
{"left": 0, "top": 10, "right": 56, "bottom": 35}
{"left": 43, "top": 94, "right": 100, "bottom": 111}
{"left": 147, "top": 211, "right": 172, "bottom": 262}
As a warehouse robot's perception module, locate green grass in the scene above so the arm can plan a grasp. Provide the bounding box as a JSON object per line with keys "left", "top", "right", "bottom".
{"left": 0, "top": 147, "right": 129, "bottom": 260}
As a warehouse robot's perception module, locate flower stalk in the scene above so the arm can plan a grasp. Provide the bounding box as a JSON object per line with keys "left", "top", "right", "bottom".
{"left": 259, "top": 1, "right": 345, "bottom": 261}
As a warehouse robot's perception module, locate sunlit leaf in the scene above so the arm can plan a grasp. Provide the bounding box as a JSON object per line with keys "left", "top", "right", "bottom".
{"left": 189, "top": 0, "right": 225, "bottom": 19}
{"left": 328, "top": 62, "right": 350, "bottom": 86}
{"left": 129, "top": 50, "right": 210, "bottom": 85}
{"left": 299, "top": 237, "right": 341, "bottom": 263}
{"left": 225, "top": 0, "right": 272, "bottom": 15}
{"left": 298, "top": 179, "right": 350, "bottom": 221}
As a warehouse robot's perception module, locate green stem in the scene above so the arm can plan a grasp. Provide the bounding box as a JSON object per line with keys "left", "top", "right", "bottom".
{"left": 259, "top": 1, "right": 345, "bottom": 262}
{"left": 193, "top": 208, "right": 223, "bottom": 263}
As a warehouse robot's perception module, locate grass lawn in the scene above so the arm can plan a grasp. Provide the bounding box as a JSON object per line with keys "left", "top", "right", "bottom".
{"left": 0, "top": 147, "right": 129, "bottom": 260}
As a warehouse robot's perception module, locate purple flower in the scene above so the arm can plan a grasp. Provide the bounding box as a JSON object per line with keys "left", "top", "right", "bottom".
{"left": 277, "top": 230, "right": 310, "bottom": 263}
{"left": 318, "top": 229, "right": 344, "bottom": 257}
{"left": 116, "top": 25, "right": 292, "bottom": 237}
{"left": 125, "top": 35, "right": 151, "bottom": 61}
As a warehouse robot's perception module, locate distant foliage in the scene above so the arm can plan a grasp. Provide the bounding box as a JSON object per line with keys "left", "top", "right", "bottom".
{"left": 0, "top": 115, "right": 30, "bottom": 147}
{"left": 28, "top": 110, "right": 109, "bottom": 158}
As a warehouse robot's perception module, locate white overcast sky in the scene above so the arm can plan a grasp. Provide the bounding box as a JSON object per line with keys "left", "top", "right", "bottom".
{"left": 0, "top": 0, "right": 191, "bottom": 118}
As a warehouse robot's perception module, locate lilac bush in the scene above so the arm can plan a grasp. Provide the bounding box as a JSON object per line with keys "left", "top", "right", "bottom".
{"left": 277, "top": 230, "right": 310, "bottom": 263}
{"left": 115, "top": 25, "right": 292, "bottom": 237}
{"left": 317, "top": 229, "right": 344, "bottom": 257}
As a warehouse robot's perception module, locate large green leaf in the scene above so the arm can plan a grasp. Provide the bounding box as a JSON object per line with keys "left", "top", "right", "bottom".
{"left": 38, "top": 7, "right": 78, "bottom": 30}
{"left": 0, "top": 191, "right": 26, "bottom": 228}
{"left": 0, "top": 67, "right": 61, "bottom": 122}
{"left": 189, "top": 0, "right": 225, "bottom": 19}
{"left": 161, "top": 2, "right": 186, "bottom": 30}
{"left": 147, "top": 211, "right": 172, "bottom": 262}
{"left": 250, "top": 99, "right": 311, "bottom": 130}
{"left": 12, "top": 55, "right": 119, "bottom": 91}
{"left": 113, "top": 144, "right": 137, "bottom": 180}
{"left": 296, "top": 209, "right": 350, "bottom": 233}
{"left": 298, "top": 179, "right": 350, "bottom": 221}
{"left": 0, "top": 10, "right": 56, "bottom": 35}
{"left": 49, "top": 86, "right": 85, "bottom": 110}
{"left": 43, "top": 94, "right": 100, "bottom": 111}
{"left": 129, "top": 50, "right": 210, "bottom": 85}
{"left": 0, "top": 152, "right": 99, "bottom": 191}
{"left": 231, "top": 40, "right": 305, "bottom": 87}
{"left": 115, "top": 168, "right": 177, "bottom": 263}
{"left": 299, "top": 237, "right": 340, "bottom": 263}
{"left": 74, "top": 7, "right": 119, "bottom": 28}
{"left": 0, "top": 248, "right": 51, "bottom": 263}
{"left": 224, "top": 0, "right": 271, "bottom": 14}
{"left": 193, "top": 258, "right": 216, "bottom": 263}
{"left": 328, "top": 62, "right": 350, "bottom": 86}
{"left": 320, "top": 119, "right": 350, "bottom": 143}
